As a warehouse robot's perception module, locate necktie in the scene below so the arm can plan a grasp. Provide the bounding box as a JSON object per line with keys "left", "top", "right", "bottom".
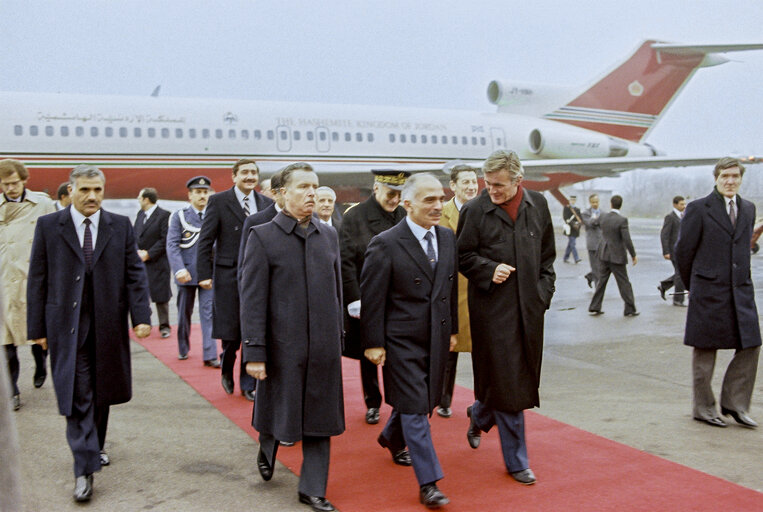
{"left": 242, "top": 196, "right": 250, "bottom": 216}
{"left": 198, "top": 210, "right": 204, "bottom": 222}
{"left": 424, "top": 231, "right": 436, "bottom": 270}
{"left": 729, "top": 199, "right": 736, "bottom": 228}
{"left": 83, "top": 218, "right": 93, "bottom": 269}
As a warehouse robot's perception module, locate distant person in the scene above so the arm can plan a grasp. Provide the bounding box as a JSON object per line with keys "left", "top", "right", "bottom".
{"left": 197, "top": 159, "right": 273, "bottom": 401}
{"left": 166, "top": 176, "right": 220, "bottom": 366}
{"left": 27, "top": 165, "right": 151, "bottom": 502}
{"left": 457, "top": 150, "right": 556, "bottom": 486}
{"left": 361, "top": 173, "right": 458, "bottom": 508}
{"left": 562, "top": 195, "right": 583, "bottom": 263}
{"left": 588, "top": 195, "right": 638, "bottom": 317}
{"left": 674, "top": 157, "right": 760, "bottom": 429}
{"left": 437, "top": 164, "right": 478, "bottom": 418}
{"left": 135, "top": 188, "right": 172, "bottom": 338}
{"left": 0, "top": 159, "right": 56, "bottom": 411}
{"left": 339, "top": 169, "right": 409, "bottom": 425}
{"left": 658, "top": 196, "right": 686, "bottom": 306}
{"left": 315, "top": 186, "right": 342, "bottom": 230}
{"left": 260, "top": 178, "right": 275, "bottom": 200}
{"left": 55, "top": 181, "right": 71, "bottom": 210}
{"left": 240, "top": 163, "right": 344, "bottom": 511}
{"left": 581, "top": 193, "right": 603, "bottom": 288}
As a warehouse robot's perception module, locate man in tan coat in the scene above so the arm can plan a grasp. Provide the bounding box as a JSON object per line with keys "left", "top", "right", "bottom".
{"left": 436, "top": 165, "right": 479, "bottom": 418}
{"left": 0, "top": 159, "right": 56, "bottom": 410}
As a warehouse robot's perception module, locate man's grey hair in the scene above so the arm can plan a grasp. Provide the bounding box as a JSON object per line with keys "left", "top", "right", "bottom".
{"left": 316, "top": 186, "right": 336, "bottom": 200}
{"left": 401, "top": 173, "right": 441, "bottom": 203}
{"left": 69, "top": 165, "right": 105, "bottom": 185}
{"left": 482, "top": 150, "right": 524, "bottom": 181}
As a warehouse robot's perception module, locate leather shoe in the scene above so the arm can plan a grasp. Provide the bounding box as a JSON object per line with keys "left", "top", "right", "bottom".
{"left": 585, "top": 274, "right": 593, "bottom": 288}
{"left": 419, "top": 483, "right": 449, "bottom": 508}
{"left": 466, "top": 405, "right": 481, "bottom": 449}
{"left": 721, "top": 407, "right": 758, "bottom": 428}
{"left": 221, "top": 373, "right": 234, "bottom": 394}
{"left": 589, "top": 310, "right": 604, "bottom": 316}
{"left": 99, "top": 450, "right": 110, "bottom": 466}
{"left": 242, "top": 389, "right": 255, "bottom": 402}
{"left": 298, "top": 492, "right": 335, "bottom": 511}
{"left": 178, "top": 353, "right": 189, "bottom": 360}
{"left": 160, "top": 327, "right": 171, "bottom": 338}
{"left": 673, "top": 302, "right": 687, "bottom": 307}
{"left": 436, "top": 406, "right": 452, "bottom": 418}
{"left": 377, "top": 434, "right": 412, "bottom": 466}
{"left": 624, "top": 311, "right": 640, "bottom": 317}
{"left": 280, "top": 441, "right": 295, "bottom": 447}
{"left": 510, "top": 468, "right": 537, "bottom": 485}
{"left": 12, "top": 394, "right": 21, "bottom": 411}
{"left": 257, "top": 447, "right": 276, "bottom": 481}
{"left": 657, "top": 285, "right": 666, "bottom": 300}
{"left": 73, "top": 474, "right": 93, "bottom": 502}
{"left": 694, "top": 416, "right": 727, "bottom": 428}
{"left": 204, "top": 359, "right": 221, "bottom": 368}
{"left": 365, "top": 407, "right": 380, "bottom": 424}
{"left": 34, "top": 373, "right": 46, "bottom": 388}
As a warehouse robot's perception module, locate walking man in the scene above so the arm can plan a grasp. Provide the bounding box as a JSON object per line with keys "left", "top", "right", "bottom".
{"left": 658, "top": 196, "right": 686, "bottom": 306}
{"left": 581, "top": 193, "right": 603, "bottom": 288}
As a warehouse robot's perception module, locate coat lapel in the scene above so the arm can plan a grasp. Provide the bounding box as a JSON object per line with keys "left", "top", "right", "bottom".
{"left": 397, "top": 221, "right": 435, "bottom": 281}
{"left": 134, "top": 210, "right": 145, "bottom": 237}
{"left": 432, "top": 225, "right": 452, "bottom": 289}
{"left": 92, "top": 210, "right": 114, "bottom": 266}
{"left": 706, "top": 192, "right": 734, "bottom": 235}
{"left": 58, "top": 208, "right": 85, "bottom": 264}
{"left": 734, "top": 196, "right": 752, "bottom": 240}
{"left": 224, "top": 188, "right": 246, "bottom": 223}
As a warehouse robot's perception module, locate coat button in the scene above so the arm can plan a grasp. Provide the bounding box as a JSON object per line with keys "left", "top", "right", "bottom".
{"left": 70, "top": 328, "right": 75, "bottom": 334}
{"left": 73, "top": 301, "right": 78, "bottom": 309}
{"left": 75, "top": 275, "right": 81, "bottom": 281}
{"left": 441, "top": 297, "right": 446, "bottom": 302}
{"left": 441, "top": 319, "right": 446, "bottom": 325}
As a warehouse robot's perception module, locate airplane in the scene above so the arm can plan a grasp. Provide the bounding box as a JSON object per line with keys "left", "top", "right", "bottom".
{"left": 1, "top": 40, "right": 761, "bottom": 203}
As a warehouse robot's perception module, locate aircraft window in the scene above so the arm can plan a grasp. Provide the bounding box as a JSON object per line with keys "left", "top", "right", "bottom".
{"left": 76, "top": 127, "right": 84, "bottom": 137}
{"left": 161, "top": 128, "right": 169, "bottom": 138}
{"left": 411, "top": 134, "right": 417, "bottom": 143}
{"left": 61, "top": 126, "right": 69, "bottom": 137}
{"left": 319, "top": 131, "right": 326, "bottom": 141}
{"left": 13, "top": 125, "right": 22, "bottom": 136}
{"left": 176, "top": 128, "right": 183, "bottom": 138}
{"left": 104, "top": 127, "right": 113, "bottom": 137}
{"left": 496, "top": 138, "right": 503, "bottom": 146}
{"left": 331, "top": 132, "right": 338, "bottom": 142}
{"left": 134, "top": 127, "right": 142, "bottom": 137}
{"left": 267, "top": 130, "right": 275, "bottom": 140}
{"left": 400, "top": 134, "right": 407, "bottom": 143}
{"left": 202, "top": 129, "right": 210, "bottom": 139}
{"left": 228, "top": 129, "right": 236, "bottom": 139}
{"left": 215, "top": 129, "right": 223, "bottom": 139}
{"left": 431, "top": 135, "right": 436, "bottom": 144}
{"left": 452, "top": 136, "right": 458, "bottom": 145}
{"left": 254, "top": 129, "right": 262, "bottom": 140}
{"left": 421, "top": 135, "right": 428, "bottom": 143}
{"left": 480, "top": 137, "right": 486, "bottom": 146}
{"left": 294, "top": 131, "right": 301, "bottom": 141}
{"left": 389, "top": 133, "right": 396, "bottom": 143}
{"left": 241, "top": 129, "right": 249, "bottom": 139}
{"left": 148, "top": 128, "right": 156, "bottom": 138}
{"left": 368, "top": 133, "right": 374, "bottom": 142}
{"left": 461, "top": 136, "right": 468, "bottom": 145}
{"left": 280, "top": 131, "right": 288, "bottom": 141}
{"left": 354, "top": 132, "right": 361, "bottom": 142}
{"left": 189, "top": 128, "right": 196, "bottom": 139}
{"left": 46, "top": 126, "right": 54, "bottom": 136}
{"left": 441, "top": 136, "right": 447, "bottom": 144}
{"left": 471, "top": 137, "right": 477, "bottom": 145}
{"left": 119, "top": 127, "right": 127, "bottom": 137}
{"left": 30, "top": 126, "right": 39, "bottom": 136}
{"left": 306, "top": 131, "right": 314, "bottom": 141}
{"left": 344, "top": 132, "right": 351, "bottom": 142}
{"left": 90, "top": 127, "right": 98, "bottom": 137}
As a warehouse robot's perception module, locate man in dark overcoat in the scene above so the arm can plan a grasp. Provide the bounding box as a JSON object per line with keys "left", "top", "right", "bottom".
{"left": 361, "top": 173, "right": 458, "bottom": 509}
{"left": 674, "top": 157, "right": 761, "bottom": 429}
{"left": 339, "top": 169, "right": 409, "bottom": 424}
{"left": 27, "top": 165, "right": 151, "bottom": 501}
{"left": 197, "top": 158, "right": 273, "bottom": 400}
{"left": 457, "top": 150, "right": 555, "bottom": 485}
{"left": 658, "top": 196, "right": 686, "bottom": 306}
{"left": 135, "top": 187, "right": 172, "bottom": 337}
{"left": 240, "top": 163, "right": 344, "bottom": 512}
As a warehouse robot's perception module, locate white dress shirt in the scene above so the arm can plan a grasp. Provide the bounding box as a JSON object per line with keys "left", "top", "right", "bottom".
{"left": 234, "top": 186, "right": 257, "bottom": 214}
{"left": 143, "top": 203, "right": 158, "bottom": 221}
{"left": 406, "top": 217, "right": 438, "bottom": 261}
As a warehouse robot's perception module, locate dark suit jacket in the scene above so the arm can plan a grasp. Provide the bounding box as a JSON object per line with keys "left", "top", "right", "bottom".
{"left": 360, "top": 220, "right": 458, "bottom": 414}
{"left": 197, "top": 187, "right": 273, "bottom": 339}
{"left": 674, "top": 189, "right": 761, "bottom": 350}
{"left": 135, "top": 206, "right": 172, "bottom": 302}
{"left": 660, "top": 211, "right": 681, "bottom": 257}
{"left": 27, "top": 207, "right": 151, "bottom": 416}
{"left": 596, "top": 211, "right": 636, "bottom": 265}
{"left": 238, "top": 203, "right": 278, "bottom": 271}
{"left": 313, "top": 209, "right": 342, "bottom": 232}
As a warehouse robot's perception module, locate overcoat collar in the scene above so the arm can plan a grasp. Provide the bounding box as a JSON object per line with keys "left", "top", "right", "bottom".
{"left": 396, "top": 219, "right": 435, "bottom": 281}
{"left": 705, "top": 188, "right": 748, "bottom": 238}
{"left": 273, "top": 210, "right": 321, "bottom": 238}
{"left": 477, "top": 188, "right": 536, "bottom": 227}
{"left": 58, "top": 206, "right": 114, "bottom": 267}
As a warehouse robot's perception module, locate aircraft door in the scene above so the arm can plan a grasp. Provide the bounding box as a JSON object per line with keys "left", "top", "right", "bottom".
{"left": 490, "top": 127, "right": 506, "bottom": 150}
{"left": 276, "top": 125, "right": 292, "bottom": 152}
{"left": 315, "top": 126, "right": 330, "bottom": 152}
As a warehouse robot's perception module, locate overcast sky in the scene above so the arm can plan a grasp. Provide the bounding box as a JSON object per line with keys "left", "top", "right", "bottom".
{"left": 1, "top": 0, "right": 761, "bottom": 159}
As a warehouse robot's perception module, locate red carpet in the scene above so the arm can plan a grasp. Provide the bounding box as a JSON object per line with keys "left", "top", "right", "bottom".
{"left": 136, "top": 328, "right": 763, "bottom": 511}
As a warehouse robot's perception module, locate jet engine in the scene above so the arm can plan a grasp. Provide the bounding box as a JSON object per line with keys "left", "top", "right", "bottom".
{"left": 528, "top": 126, "right": 630, "bottom": 159}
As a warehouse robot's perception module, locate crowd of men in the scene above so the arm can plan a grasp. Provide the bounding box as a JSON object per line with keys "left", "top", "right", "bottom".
{"left": 1, "top": 153, "right": 759, "bottom": 509}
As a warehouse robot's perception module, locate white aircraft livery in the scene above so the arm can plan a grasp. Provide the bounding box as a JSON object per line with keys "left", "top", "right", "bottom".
{"left": 1, "top": 40, "right": 761, "bottom": 202}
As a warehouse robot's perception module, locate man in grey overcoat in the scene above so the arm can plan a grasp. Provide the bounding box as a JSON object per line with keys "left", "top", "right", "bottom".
{"left": 674, "top": 157, "right": 761, "bottom": 428}
{"left": 240, "top": 163, "right": 344, "bottom": 512}
{"left": 457, "top": 150, "right": 556, "bottom": 485}
{"left": 581, "top": 193, "right": 603, "bottom": 288}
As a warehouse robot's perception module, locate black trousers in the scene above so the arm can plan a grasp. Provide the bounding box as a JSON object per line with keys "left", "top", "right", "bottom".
{"left": 659, "top": 259, "right": 686, "bottom": 304}
{"left": 360, "top": 357, "right": 382, "bottom": 409}
{"left": 221, "top": 339, "right": 255, "bottom": 392}
{"left": 4, "top": 344, "right": 47, "bottom": 396}
{"left": 439, "top": 352, "right": 459, "bottom": 409}
{"left": 589, "top": 260, "right": 636, "bottom": 314}
{"left": 155, "top": 301, "right": 170, "bottom": 330}
{"left": 260, "top": 432, "right": 331, "bottom": 497}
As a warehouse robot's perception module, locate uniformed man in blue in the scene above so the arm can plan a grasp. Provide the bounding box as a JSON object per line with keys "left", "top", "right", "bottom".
{"left": 166, "top": 176, "right": 220, "bottom": 367}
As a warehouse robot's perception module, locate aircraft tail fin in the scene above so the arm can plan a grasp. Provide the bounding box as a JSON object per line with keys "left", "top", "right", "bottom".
{"left": 543, "top": 41, "right": 763, "bottom": 142}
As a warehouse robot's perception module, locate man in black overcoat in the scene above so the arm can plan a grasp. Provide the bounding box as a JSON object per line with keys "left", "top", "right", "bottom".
{"left": 361, "top": 173, "right": 458, "bottom": 509}
{"left": 240, "top": 163, "right": 344, "bottom": 512}
{"left": 27, "top": 165, "right": 151, "bottom": 501}
{"left": 457, "top": 150, "right": 555, "bottom": 486}
{"left": 197, "top": 158, "right": 273, "bottom": 400}
{"left": 135, "top": 187, "right": 172, "bottom": 337}
{"left": 339, "top": 170, "right": 409, "bottom": 424}
{"left": 657, "top": 195, "right": 686, "bottom": 306}
{"left": 674, "top": 157, "right": 761, "bottom": 429}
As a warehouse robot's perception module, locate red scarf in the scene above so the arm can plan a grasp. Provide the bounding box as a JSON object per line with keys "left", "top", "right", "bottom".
{"left": 499, "top": 185, "right": 524, "bottom": 222}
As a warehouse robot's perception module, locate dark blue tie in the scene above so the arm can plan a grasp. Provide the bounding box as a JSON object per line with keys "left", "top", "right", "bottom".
{"left": 424, "top": 231, "right": 436, "bottom": 270}
{"left": 83, "top": 218, "right": 93, "bottom": 269}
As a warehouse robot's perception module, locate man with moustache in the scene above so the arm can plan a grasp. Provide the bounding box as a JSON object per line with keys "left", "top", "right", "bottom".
{"left": 674, "top": 157, "right": 760, "bottom": 428}
{"left": 27, "top": 165, "right": 151, "bottom": 501}
{"left": 315, "top": 186, "right": 342, "bottom": 230}
{"left": 238, "top": 170, "right": 284, "bottom": 272}
{"left": 55, "top": 181, "right": 72, "bottom": 210}
{"left": 581, "top": 194, "right": 603, "bottom": 288}
{"left": 197, "top": 159, "right": 273, "bottom": 400}
{"left": 361, "top": 173, "right": 458, "bottom": 508}
{"left": 457, "top": 150, "right": 555, "bottom": 486}
{"left": 166, "top": 176, "right": 220, "bottom": 366}
{"left": 339, "top": 169, "right": 409, "bottom": 426}
{"left": 240, "top": 163, "right": 344, "bottom": 511}
{"left": 658, "top": 196, "right": 687, "bottom": 306}
{"left": 436, "top": 164, "right": 478, "bottom": 418}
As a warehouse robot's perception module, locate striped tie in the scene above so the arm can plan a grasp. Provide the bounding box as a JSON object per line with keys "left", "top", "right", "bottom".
{"left": 729, "top": 199, "right": 736, "bottom": 228}
{"left": 83, "top": 218, "right": 93, "bottom": 269}
{"left": 424, "top": 231, "right": 436, "bottom": 270}
{"left": 243, "top": 196, "right": 250, "bottom": 216}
